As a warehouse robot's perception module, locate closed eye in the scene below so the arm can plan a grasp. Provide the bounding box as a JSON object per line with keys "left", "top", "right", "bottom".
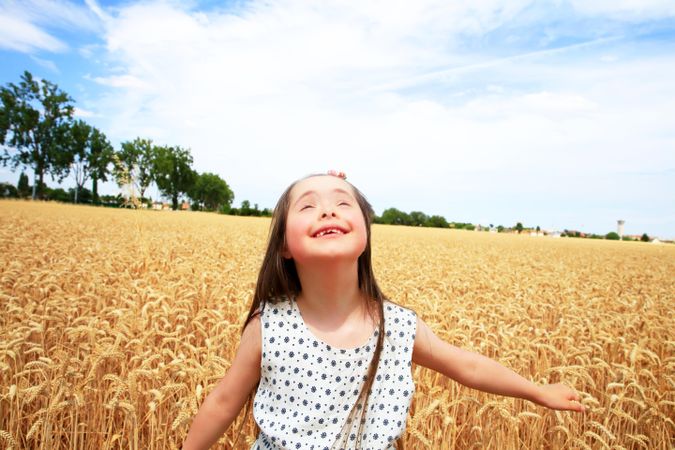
{"left": 300, "top": 204, "right": 313, "bottom": 211}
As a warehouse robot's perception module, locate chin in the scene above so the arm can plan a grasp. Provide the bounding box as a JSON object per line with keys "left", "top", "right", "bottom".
{"left": 295, "top": 250, "right": 364, "bottom": 266}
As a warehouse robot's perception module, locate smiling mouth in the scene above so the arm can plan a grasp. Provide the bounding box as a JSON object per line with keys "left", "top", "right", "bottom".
{"left": 312, "top": 228, "right": 348, "bottom": 238}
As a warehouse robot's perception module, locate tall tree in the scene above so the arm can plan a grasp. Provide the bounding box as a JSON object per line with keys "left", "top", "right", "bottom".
{"left": 118, "top": 137, "right": 155, "bottom": 200}
{"left": 68, "top": 119, "right": 91, "bottom": 203}
{"left": 189, "top": 172, "right": 234, "bottom": 211}
{"left": 153, "top": 145, "right": 196, "bottom": 210}
{"left": 0, "top": 71, "right": 74, "bottom": 199}
{"left": 88, "top": 128, "right": 114, "bottom": 205}
{"left": 17, "top": 171, "right": 30, "bottom": 198}
{"left": 67, "top": 120, "right": 114, "bottom": 204}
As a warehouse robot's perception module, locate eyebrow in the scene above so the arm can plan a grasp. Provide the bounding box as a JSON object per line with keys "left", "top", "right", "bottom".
{"left": 292, "top": 188, "right": 354, "bottom": 207}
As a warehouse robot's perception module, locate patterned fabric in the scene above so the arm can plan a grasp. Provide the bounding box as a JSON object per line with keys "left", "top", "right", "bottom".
{"left": 251, "top": 297, "right": 417, "bottom": 450}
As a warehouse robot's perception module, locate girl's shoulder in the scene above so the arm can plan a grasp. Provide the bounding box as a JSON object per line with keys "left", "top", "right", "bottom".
{"left": 383, "top": 298, "right": 417, "bottom": 319}
{"left": 381, "top": 299, "right": 417, "bottom": 350}
{"left": 382, "top": 299, "right": 418, "bottom": 333}
{"left": 256, "top": 297, "right": 294, "bottom": 322}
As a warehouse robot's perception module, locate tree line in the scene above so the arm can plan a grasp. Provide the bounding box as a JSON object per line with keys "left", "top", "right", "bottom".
{"left": 376, "top": 207, "right": 515, "bottom": 232}
{"left": 0, "top": 71, "right": 237, "bottom": 212}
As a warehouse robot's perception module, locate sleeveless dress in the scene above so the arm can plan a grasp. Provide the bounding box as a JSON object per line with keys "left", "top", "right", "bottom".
{"left": 251, "top": 297, "right": 417, "bottom": 450}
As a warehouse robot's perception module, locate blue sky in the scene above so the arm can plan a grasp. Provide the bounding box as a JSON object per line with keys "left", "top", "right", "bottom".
{"left": 1, "top": 0, "right": 674, "bottom": 238}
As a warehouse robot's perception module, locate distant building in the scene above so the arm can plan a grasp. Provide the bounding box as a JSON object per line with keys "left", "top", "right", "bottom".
{"left": 617, "top": 220, "right": 625, "bottom": 240}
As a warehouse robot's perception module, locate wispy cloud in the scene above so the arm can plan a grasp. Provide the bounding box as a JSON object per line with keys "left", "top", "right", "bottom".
{"left": 569, "top": 0, "right": 675, "bottom": 21}
{"left": 0, "top": 15, "right": 66, "bottom": 53}
{"left": 29, "top": 55, "right": 59, "bottom": 73}
{"left": 74, "top": 107, "right": 96, "bottom": 118}
{"left": 91, "top": 74, "right": 149, "bottom": 89}
{"left": 366, "top": 35, "right": 624, "bottom": 93}
{"left": 0, "top": 0, "right": 101, "bottom": 53}
{"left": 2, "top": 0, "right": 674, "bottom": 236}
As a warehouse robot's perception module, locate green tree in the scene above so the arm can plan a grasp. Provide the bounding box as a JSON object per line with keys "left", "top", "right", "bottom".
{"left": 0, "top": 71, "right": 75, "bottom": 199}
{"left": 45, "top": 186, "right": 70, "bottom": 202}
{"left": 380, "top": 208, "right": 410, "bottom": 225}
{"left": 189, "top": 172, "right": 234, "bottom": 211}
{"left": 17, "top": 171, "right": 30, "bottom": 197}
{"left": 515, "top": 222, "right": 524, "bottom": 234}
{"left": 239, "top": 200, "right": 252, "bottom": 216}
{"left": 67, "top": 119, "right": 91, "bottom": 203}
{"left": 409, "top": 211, "right": 428, "bottom": 227}
{"left": 153, "top": 145, "right": 196, "bottom": 210}
{"left": 425, "top": 215, "right": 449, "bottom": 228}
{"left": 67, "top": 121, "right": 114, "bottom": 204}
{"left": 119, "top": 137, "right": 155, "bottom": 200}
{"left": 640, "top": 233, "right": 650, "bottom": 242}
{"left": 605, "top": 231, "right": 620, "bottom": 240}
{"left": 88, "top": 128, "right": 114, "bottom": 204}
{"left": 1, "top": 182, "right": 18, "bottom": 197}
{"left": 69, "top": 186, "right": 92, "bottom": 203}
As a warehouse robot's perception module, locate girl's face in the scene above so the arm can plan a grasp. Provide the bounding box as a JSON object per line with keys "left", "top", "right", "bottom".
{"left": 283, "top": 175, "right": 368, "bottom": 266}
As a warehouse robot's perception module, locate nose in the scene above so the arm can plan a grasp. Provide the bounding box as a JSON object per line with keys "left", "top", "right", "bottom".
{"left": 320, "top": 204, "right": 337, "bottom": 218}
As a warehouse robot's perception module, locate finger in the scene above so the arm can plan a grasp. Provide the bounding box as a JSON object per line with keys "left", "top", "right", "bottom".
{"left": 571, "top": 400, "right": 585, "bottom": 413}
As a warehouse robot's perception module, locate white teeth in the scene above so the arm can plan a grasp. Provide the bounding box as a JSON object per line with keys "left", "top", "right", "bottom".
{"left": 315, "top": 228, "right": 344, "bottom": 237}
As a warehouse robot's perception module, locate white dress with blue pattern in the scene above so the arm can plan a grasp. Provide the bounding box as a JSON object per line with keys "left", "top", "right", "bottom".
{"left": 251, "top": 297, "right": 417, "bottom": 450}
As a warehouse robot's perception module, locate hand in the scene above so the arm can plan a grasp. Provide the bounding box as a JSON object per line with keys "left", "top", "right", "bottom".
{"left": 536, "top": 383, "right": 585, "bottom": 412}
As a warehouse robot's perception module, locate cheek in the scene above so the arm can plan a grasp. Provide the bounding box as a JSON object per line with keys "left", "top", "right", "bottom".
{"left": 284, "top": 219, "right": 308, "bottom": 257}
{"left": 353, "top": 218, "right": 368, "bottom": 252}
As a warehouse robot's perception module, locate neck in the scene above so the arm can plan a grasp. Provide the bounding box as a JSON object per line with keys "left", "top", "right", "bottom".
{"left": 294, "top": 258, "right": 364, "bottom": 324}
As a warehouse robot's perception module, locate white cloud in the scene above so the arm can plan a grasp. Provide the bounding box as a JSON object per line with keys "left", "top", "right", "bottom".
{"left": 92, "top": 74, "right": 149, "bottom": 89}
{"left": 84, "top": 0, "right": 109, "bottom": 23}
{"left": 0, "top": 15, "right": 66, "bottom": 53}
{"left": 570, "top": 0, "right": 675, "bottom": 20}
{"left": 74, "top": 107, "right": 96, "bottom": 118}
{"left": 8, "top": 0, "right": 101, "bottom": 32}
{"left": 29, "top": 55, "right": 59, "bottom": 73}
{"left": 63, "top": 0, "right": 675, "bottom": 237}
{"left": 0, "top": 0, "right": 101, "bottom": 54}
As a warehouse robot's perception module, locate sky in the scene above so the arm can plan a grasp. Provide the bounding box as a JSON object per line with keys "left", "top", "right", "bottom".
{"left": 1, "top": 0, "right": 674, "bottom": 239}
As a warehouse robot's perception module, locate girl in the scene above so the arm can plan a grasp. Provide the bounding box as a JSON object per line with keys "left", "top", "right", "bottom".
{"left": 182, "top": 171, "right": 585, "bottom": 450}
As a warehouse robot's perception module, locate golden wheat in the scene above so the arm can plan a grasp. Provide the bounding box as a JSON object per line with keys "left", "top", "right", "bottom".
{"left": 0, "top": 200, "right": 673, "bottom": 449}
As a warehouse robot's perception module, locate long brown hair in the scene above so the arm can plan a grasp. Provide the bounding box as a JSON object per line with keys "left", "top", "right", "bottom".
{"left": 233, "top": 173, "right": 398, "bottom": 449}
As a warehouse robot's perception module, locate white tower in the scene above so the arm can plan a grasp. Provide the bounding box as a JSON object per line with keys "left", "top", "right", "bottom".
{"left": 617, "top": 220, "right": 625, "bottom": 240}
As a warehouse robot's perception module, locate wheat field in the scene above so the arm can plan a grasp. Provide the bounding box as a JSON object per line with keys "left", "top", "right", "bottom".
{"left": 0, "top": 200, "right": 673, "bottom": 449}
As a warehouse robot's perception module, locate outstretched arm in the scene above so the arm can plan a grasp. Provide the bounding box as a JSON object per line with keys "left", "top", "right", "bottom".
{"left": 412, "top": 316, "right": 584, "bottom": 412}
{"left": 182, "top": 315, "right": 262, "bottom": 450}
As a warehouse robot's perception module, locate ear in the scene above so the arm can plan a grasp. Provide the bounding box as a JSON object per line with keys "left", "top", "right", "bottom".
{"left": 281, "top": 243, "right": 292, "bottom": 259}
